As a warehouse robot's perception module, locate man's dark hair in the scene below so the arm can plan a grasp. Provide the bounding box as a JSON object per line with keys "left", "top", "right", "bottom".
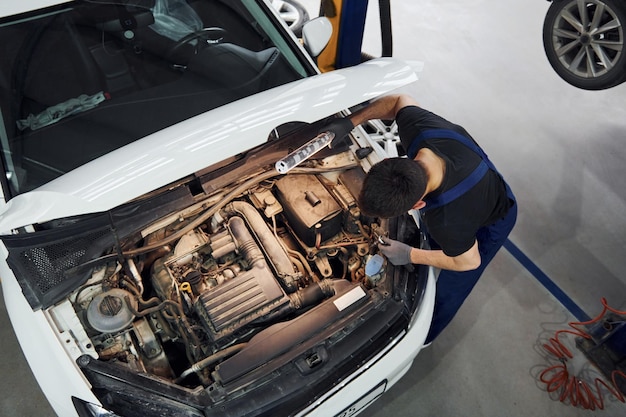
{"left": 358, "top": 157, "right": 428, "bottom": 218}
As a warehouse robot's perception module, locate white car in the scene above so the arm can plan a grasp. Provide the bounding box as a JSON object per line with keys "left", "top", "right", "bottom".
{"left": 0, "top": 1, "right": 435, "bottom": 416}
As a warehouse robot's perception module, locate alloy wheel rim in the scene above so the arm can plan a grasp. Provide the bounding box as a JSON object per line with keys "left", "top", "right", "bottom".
{"left": 551, "top": 0, "right": 624, "bottom": 79}
{"left": 366, "top": 120, "right": 401, "bottom": 157}
{"left": 272, "top": 0, "right": 301, "bottom": 28}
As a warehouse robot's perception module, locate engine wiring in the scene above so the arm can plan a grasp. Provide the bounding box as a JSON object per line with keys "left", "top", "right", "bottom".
{"left": 121, "top": 163, "right": 358, "bottom": 257}
{"left": 539, "top": 297, "right": 626, "bottom": 410}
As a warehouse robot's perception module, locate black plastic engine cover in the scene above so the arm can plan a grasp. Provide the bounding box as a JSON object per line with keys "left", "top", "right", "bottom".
{"left": 274, "top": 175, "right": 342, "bottom": 247}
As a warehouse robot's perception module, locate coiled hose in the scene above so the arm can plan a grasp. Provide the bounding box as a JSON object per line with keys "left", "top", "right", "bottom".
{"left": 539, "top": 298, "right": 626, "bottom": 410}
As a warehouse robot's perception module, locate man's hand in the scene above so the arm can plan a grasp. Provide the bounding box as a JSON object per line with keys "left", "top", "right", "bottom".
{"left": 379, "top": 236, "right": 412, "bottom": 265}
{"left": 320, "top": 117, "right": 354, "bottom": 148}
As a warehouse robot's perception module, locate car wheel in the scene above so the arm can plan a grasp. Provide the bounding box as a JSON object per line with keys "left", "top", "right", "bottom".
{"left": 364, "top": 119, "right": 405, "bottom": 157}
{"left": 272, "top": 0, "right": 310, "bottom": 36}
{"left": 543, "top": 0, "right": 626, "bottom": 90}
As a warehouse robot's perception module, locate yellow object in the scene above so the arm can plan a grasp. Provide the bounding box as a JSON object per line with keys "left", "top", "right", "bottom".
{"left": 317, "top": 0, "right": 343, "bottom": 72}
{"left": 179, "top": 282, "right": 192, "bottom": 295}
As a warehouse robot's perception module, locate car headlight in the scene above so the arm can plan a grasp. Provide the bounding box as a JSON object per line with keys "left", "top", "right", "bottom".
{"left": 72, "top": 397, "right": 121, "bottom": 417}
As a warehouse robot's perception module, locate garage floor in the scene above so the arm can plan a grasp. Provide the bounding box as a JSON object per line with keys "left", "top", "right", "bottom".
{"left": 1, "top": 1, "right": 625, "bottom": 416}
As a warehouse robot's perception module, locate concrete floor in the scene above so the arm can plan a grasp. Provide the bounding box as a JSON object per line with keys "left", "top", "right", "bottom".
{"left": 1, "top": 1, "right": 626, "bottom": 416}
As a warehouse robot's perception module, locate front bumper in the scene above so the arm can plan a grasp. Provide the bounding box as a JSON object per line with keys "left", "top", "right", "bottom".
{"left": 299, "top": 267, "right": 436, "bottom": 417}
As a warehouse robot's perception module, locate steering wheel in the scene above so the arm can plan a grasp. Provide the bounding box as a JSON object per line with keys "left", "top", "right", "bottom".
{"left": 166, "top": 27, "right": 227, "bottom": 63}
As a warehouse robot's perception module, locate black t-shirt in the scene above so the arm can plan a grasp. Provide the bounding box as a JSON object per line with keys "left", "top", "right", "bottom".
{"left": 397, "top": 106, "right": 511, "bottom": 257}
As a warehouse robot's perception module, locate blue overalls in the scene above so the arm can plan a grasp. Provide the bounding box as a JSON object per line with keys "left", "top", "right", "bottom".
{"left": 408, "top": 129, "right": 517, "bottom": 344}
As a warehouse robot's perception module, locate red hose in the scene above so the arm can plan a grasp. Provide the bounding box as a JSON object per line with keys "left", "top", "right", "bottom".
{"left": 539, "top": 298, "right": 626, "bottom": 410}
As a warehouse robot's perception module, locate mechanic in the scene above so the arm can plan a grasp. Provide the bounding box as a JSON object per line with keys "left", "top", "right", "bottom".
{"left": 325, "top": 94, "right": 517, "bottom": 344}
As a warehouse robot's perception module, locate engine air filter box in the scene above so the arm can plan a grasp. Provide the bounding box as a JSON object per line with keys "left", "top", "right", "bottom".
{"left": 274, "top": 175, "right": 342, "bottom": 247}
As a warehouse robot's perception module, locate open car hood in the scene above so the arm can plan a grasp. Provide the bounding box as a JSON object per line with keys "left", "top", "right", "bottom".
{"left": 0, "top": 58, "right": 421, "bottom": 232}
{"left": 0, "top": 0, "right": 72, "bottom": 17}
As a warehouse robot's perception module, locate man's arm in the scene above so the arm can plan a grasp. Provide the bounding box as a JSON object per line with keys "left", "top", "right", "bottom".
{"left": 379, "top": 237, "right": 481, "bottom": 271}
{"left": 348, "top": 94, "right": 420, "bottom": 126}
{"left": 322, "top": 94, "right": 420, "bottom": 148}
{"left": 408, "top": 240, "right": 481, "bottom": 271}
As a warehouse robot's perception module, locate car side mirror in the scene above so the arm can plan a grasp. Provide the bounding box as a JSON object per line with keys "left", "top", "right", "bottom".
{"left": 301, "top": 17, "right": 332, "bottom": 57}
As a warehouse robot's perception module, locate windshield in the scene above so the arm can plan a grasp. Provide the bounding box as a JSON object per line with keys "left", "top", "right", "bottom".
{"left": 0, "top": 0, "right": 313, "bottom": 198}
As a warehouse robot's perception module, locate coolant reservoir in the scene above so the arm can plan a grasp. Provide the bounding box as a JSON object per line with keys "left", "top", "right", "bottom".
{"left": 364, "top": 254, "right": 385, "bottom": 286}
{"left": 86, "top": 289, "right": 137, "bottom": 333}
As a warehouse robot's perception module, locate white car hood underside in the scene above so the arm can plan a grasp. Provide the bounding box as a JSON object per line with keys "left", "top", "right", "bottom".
{"left": 0, "top": 58, "right": 422, "bottom": 233}
{"left": 0, "top": 0, "right": 72, "bottom": 18}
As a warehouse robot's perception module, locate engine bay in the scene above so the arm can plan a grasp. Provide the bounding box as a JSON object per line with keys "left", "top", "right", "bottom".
{"left": 69, "top": 160, "right": 391, "bottom": 388}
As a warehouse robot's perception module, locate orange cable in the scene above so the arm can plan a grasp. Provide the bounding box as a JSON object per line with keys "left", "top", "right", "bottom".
{"left": 538, "top": 298, "right": 626, "bottom": 410}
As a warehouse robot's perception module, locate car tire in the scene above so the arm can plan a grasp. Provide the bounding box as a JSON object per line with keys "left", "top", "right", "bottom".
{"left": 272, "top": 0, "right": 310, "bottom": 37}
{"left": 543, "top": 0, "right": 626, "bottom": 90}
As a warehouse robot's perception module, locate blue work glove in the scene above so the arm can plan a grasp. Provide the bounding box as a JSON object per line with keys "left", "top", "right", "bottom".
{"left": 379, "top": 236, "right": 413, "bottom": 266}
{"left": 320, "top": 117, "right": 354, "bottom": 148}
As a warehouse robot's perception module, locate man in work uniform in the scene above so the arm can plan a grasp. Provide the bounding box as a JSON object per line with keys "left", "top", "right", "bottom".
{"left": 327, "top": 94, "right": 517, "bottom": 344}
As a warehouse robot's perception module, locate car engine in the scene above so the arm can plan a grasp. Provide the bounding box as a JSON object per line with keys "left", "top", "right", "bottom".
{"left": 70, "top": 165, "right": 388, "bottom": 387}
